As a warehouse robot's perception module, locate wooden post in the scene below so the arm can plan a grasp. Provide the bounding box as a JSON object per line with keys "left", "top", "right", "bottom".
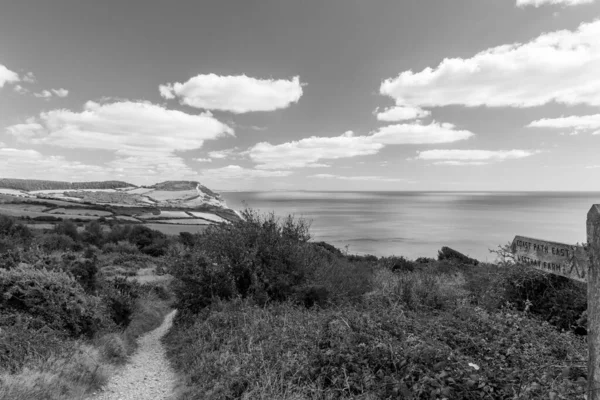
{"left": 588, "top": 205, "right": 600, "bottom": 399}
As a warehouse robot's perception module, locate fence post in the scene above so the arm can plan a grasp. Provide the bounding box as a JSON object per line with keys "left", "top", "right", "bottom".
{"left": 588, "top": 205, "right": 600, "bottom": 399}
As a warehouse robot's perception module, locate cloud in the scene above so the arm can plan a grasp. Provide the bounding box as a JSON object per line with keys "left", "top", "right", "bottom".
{"left": 416, "top": 149, "right": 539, "bottom": 164}
{"left": 381, "top": 20, "right": 600, "bottom": 108}
{"left": 208, "top": 148, "right": 238, "bottom": 159}
{"left": 375, "top": 105, "right": 431, "bottom": 122}
{"left": 34, "top": 88, "right": 70, "bottom": 99}
{"left": 0, "top": 64, "right": 20, "bottom": 88}
{"left": 194, "top": 158, "right": 213, "bottom": 163}
{"left": 198, "top": 165, "right": 292, "bottom": 180}
{"left": 52, "top": 88, "right": 69, "bottom": 98}
{"left": 516, "top": 0, "right": 595, "bottom": 6}
{"left": 6, "top": 100, "right": 233, "bottom": 183}
{"left": 0, "top": 148, "right": 111, "bottom": 181}
{"left": 527, "top": 114, "right": 600, "bottom": 134}
{"left": 431, "top": 161, "right": 489, "bottom": 166}
{"left": 248, "top": 131, "right": 383, "bottom": 170}
{"left": 586, "top": 165, "right": 600, "bottom": 168}
{"left": 370, "top": 122, "right": 474, "bottom": 144}
{"left": 22, "top": 72, "right": 36, "bottom": 83}
{"left": 34, "top": 90, "right": 53, "bottom": 99}
{"left": 311, "top": 173, "right": 412, "bottom": 182}
{"left": 13, "top": 85, "right": 28, "bottom": 95}
{"left": 246, "top": 122, "right": 473, "bottom": 170}
{"left": 160, "top": 74, "right": 303, "bottom": 113}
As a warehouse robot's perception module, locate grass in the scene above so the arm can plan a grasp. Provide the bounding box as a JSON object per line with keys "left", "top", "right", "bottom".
{"left": 0, "top": 342, "right": 110, "bottom": 400}
{"left": 163, "top": 262, "right": 588, "bottom": 400}
{"left": 0, "top": 291, "right": 171, "bottom": 400}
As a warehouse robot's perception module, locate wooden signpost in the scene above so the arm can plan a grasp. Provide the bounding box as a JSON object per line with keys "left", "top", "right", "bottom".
{"left": 511, "top": 205, "right": 600, "bottom": 399}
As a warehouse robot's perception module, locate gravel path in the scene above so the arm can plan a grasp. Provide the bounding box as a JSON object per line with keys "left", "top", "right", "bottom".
{"left": 92, "top": 310, "right": 178, "bottom": 400}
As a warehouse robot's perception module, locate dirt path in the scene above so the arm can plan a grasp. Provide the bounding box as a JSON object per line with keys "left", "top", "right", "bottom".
{"left": 92, "top": 310, "right": 178, "bottom": 400}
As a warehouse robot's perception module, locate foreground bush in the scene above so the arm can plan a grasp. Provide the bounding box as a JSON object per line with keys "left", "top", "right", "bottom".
{"left": 0, "top": 265, "right": 106, "bottom": 337}
{"left": 164, "top": 299, "right": 586, "bottom": 400}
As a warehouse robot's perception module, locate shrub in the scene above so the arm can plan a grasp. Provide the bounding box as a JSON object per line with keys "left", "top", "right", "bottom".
{"left": 54, "top": 220, "right": 80, "bottom": 242}
{"left": 188, "top": 209, "right": 315, "bottom": 303}
{"left": 80, "top": 220, "right": 104, "bottom": 246}
{"left": 38, "top": 233, "right": 78, "bottom": 252}
{"left": 170, "top": 251, "right": 236, "bottom": 315}
{"left": 0, "top": 215, "right": 33, "bottom": 244}
{"left": 438, "top": 246, "right": 479, "bottom": 266}
{"left": 0, "top": 265, "right": 106, "bottom": 337}
{"left": 102, "top": 240, "right": 140, "bottom": 255}
{"left": 99, "top": 277, "right": 141, "bottom": 327}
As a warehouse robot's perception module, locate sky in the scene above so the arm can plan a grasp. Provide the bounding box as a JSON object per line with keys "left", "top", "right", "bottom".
{"left": 1, "top": 0, "right": 600, "bottom": 191}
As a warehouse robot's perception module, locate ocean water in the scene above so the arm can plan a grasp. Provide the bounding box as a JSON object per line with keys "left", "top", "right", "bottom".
{"left": 220, "top": 191, "right": 600, "bottom": 262}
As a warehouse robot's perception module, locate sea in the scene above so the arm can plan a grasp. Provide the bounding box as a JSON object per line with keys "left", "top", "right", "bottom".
{"left": 220, "top": 191, "right": 600, "bottom": 262}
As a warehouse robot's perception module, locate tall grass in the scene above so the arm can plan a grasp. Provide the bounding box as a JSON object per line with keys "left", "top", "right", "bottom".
{"left": 0, "top": 291, "right": 171, "bottom": 400}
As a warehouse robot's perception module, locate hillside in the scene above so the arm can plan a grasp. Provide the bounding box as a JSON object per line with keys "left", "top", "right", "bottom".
{"left": 0, "top": 178, "right": 240, "bottom": 228}
{"left": 0, "top": 178, "right": 134, "bottom": 191}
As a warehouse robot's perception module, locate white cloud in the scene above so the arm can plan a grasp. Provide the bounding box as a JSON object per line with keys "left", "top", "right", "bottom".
{"left": 527, "top": 114, "right": 600, "bottom": 134}
{"left": 160, "top": 74, "right": 303, "bottom": 113}
{"left": 517, "top": 0, "right": 595, "bottom": 6}
{"left": 22, "top": 72, "right": 36, "bottom": 84}
{"left": 0, "top": 148, "right": 111, "bottom": 181}
{"left": 194, "top": 158, "right": 213, "bottom": 163}
{"left": 199, "top": 165, "right": 292, "bottom": 180}
{"left": 248, "top": 131, "right": 383, "bottom": 170}
{"left": 370, "top": 122, "right": 474, "bottom": 144}
{"left": 432, "top": 161, "right": 489, "bottom": 166}
{"left": 159, "top": 84, "right": 175, "bottom": 99}
{"left": 586, "top": 165, "right": 600, "bottom": 168}
{"left": 381, "top": 20, "right": 600, "bottom": 108}
{"left": 208, "top": 148, "right": 238, "bottom": 159}
{"left": 52, "top": 88, "right": 69, "bottom": 98}
{"left": 416, "top": 149, "right": 539, "bottom": 164}
{"left": 6, "top": 100, "right": 233, "bottom": 183}
{"left": 0, "top": 64, "right": 20, "bottom": 88}
{"left": 34, "top": 90, "right": 53, "bottom": 99}
{"left": 13, "top": 85, "right": 28, "bottom": 95}
{"left": 34, "top": 88, "right": 70, "bottom": 99}
{"left": 311, "top": 174, "right": 411, "bottom": 182}
{"left": 375, "top": 105, "right": 431, "bottom": 122}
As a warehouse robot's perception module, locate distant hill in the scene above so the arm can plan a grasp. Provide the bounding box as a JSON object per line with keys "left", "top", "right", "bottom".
{"left": 150, "top": 181, "right": 220, "bottom": 197}
{"left": 0, "top": 178, "right": 135, "bottom": 191}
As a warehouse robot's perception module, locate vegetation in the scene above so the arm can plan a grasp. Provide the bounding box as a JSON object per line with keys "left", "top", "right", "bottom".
{"left": 163, "top": 209, "right": 589, "bottom": 400}
{"left": 0, "top": 215, "right": 172, "bottom": 400}
{"left": 0, "top": 178, "right": 133, "bottom": 191}
{"left": 0, "top": 207, "right": 592, "bottom": 399}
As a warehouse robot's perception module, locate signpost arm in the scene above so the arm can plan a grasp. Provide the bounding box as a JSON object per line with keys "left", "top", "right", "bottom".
{"left": 588, "top": 205, "right": 600, "bottom": 399}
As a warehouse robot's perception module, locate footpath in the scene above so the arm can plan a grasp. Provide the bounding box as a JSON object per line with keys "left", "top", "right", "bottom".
{"left": 91, "top": 310, "right": 178, "bottom": 400}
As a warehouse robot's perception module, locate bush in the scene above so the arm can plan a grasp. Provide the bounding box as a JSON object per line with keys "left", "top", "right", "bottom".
{"left": 80, "top": 220, "right": 104, "bottom": 246}
{"left": 497, "top": 265, "right": 586, "bottom": 331}
{"left": 164, "top": 299, "right": 587, "bottom": 400}
{"left": 183, "top": 209, "right": 316, "bottom": 304}
{"left": 0, "top": 215, "right": 33, "bottom": 245}
{"left": 438, "top": 246, "right": 479, "bottom": 266}
{"left": 102, "top": 240, "right": 140, "bottom": 255}
{"left": 54, "top": 220, "right": 80, "bottom": 242}
{"left": 99, "top": 277, "right": 141, "bottom": 327}
{"left": 38, "top": 233, "right": 78, "bottom": 252}
{"left": 0, "top": 265, "right": 106, "bottom": 337}
{"left": 170, "top": 251, "right": 235, "bottom": 315}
